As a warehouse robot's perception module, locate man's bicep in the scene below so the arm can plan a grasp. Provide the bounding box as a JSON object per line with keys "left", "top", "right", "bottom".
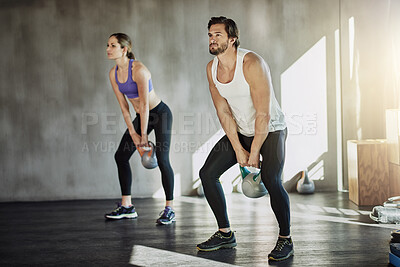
{"left": 251, "top": 85, "right": 270, "bottom": 114}
{"left": 245, "top": 60, "right": 271, "bottom": 112}
{"left": 249, "top": 79, "right": 270, "bottom": 115}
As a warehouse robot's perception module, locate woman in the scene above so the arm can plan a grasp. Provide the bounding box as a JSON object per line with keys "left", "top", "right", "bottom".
{"left": 105, "top": 33, "right": 175, "bottom": 225}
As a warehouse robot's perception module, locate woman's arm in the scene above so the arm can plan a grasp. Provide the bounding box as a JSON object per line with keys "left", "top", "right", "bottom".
{"left": 132, "top": 62, "right": 151, "bottom": 147}
{"left": 109, "top": 67, "right": 141, "bottom": 146}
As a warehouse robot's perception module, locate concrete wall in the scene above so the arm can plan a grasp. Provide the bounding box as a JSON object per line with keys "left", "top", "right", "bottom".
{"left": 2, "top": 0, "right": 397, "bottom": 201}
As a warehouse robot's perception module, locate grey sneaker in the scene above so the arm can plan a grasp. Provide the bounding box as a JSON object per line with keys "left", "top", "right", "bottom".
{"left": 197, "top": 231, "right": 237, "bottom": 252}
{"left": 268, "top": 237, "right": 294, "bottom": 261}
{"left": 156, "top": 206, "right": 176, "bottom": 225}
{"left": 105, "top": 203, "right": 138, "bottom": 219}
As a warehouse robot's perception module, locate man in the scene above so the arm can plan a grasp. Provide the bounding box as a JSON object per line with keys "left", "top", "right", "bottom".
{"left": 197, "top": 16, "right": 293, "bottom": 261}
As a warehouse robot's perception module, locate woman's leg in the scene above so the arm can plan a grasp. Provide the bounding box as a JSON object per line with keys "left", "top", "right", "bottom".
{"left": 152, "top": 102, "right": 174, "bottom": 204}
{"left": 105, "top": 117, "right": 140, "bottom": 219}
{"left": 150, "top": 102, "right": 176, "bottom": 224}
{"left": 114, "top": 116, "right": 140, "bottom": 206}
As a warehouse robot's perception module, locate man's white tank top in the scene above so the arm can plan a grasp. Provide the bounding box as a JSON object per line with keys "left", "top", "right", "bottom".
{"left": 211, "top": 48, "right": 286, "bottom": 137}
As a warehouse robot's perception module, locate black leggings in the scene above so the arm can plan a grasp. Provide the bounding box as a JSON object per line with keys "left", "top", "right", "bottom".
{"left": 199, "top": 128, "right": 290, "bottom": 236}
{"left": 114, "top": 101, "right": 174, "bottom": 200}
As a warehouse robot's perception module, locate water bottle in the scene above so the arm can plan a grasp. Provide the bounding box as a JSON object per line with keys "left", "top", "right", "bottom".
{"left": 370, "top": 206, "right": 400, "bottom": 224}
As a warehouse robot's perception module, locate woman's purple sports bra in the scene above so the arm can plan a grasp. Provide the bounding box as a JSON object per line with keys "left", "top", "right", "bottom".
{"left": 115, "top": 59, "right": 153, "bottom": 99}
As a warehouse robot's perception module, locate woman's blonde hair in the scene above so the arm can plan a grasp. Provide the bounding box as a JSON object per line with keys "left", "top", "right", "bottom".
{"left": 109, "top": 33, "right": 135, "bottom": 59}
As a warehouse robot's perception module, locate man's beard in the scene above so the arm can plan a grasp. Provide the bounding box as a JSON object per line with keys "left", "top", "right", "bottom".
{"left": 209, "top": 40, "right": 229, "bottom": 55}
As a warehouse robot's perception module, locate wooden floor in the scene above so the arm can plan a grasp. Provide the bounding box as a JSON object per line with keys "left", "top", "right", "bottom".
{"left": 0, "top": 192, "right": 397, "bottom": 266}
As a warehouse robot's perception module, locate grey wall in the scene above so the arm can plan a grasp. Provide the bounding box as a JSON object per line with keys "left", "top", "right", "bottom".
{"left": 1, "top": 0, "right": 398, "bottom": 201}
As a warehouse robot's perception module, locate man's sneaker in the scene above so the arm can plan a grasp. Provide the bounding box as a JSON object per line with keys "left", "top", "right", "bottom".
{"left": 197, "top": 231, "right": 237, "bottom": 252}
{"left": 104, "top": 203, "right": 138, "bottom": 219}
{"left": 268, "top": 237, "right": 294, "bottom": 261}
{"left": 156, "top": 206, "right": 176, "bottom": 225}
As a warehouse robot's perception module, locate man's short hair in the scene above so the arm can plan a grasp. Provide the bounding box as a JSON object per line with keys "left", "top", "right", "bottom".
{"left": 208, "top": 16, "right": 240, "bottom": 49}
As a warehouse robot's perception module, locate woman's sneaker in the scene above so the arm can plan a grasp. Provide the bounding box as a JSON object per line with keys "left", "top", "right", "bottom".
{"left": 105, "top": 203, "right": 138, "bottom": 219}
{"left": 197, "top": 231, "right": 237, "bottom": 251}
{"left": 156, "top": 206, "right": 176, "bottom": 225}
{"left": 268, "top": 237, "right": 294, "bottom": 261}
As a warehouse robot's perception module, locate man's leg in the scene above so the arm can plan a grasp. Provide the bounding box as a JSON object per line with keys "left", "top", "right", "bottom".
{"left": 259, "top": 128, "right": 293, "bottom": 261}
{"left": 197, "top": 135, "right": 237, "bottom": 251}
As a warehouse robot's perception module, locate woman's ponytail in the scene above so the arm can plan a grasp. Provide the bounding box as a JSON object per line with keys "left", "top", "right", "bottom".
{"left": 127, "top": 51, "right": 135, "bottom": 60}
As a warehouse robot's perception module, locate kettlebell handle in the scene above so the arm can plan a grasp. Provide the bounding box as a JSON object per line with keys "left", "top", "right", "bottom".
{"left": 142, "top": 141, "right": 155, "bottom": 151}
{"left": 142, "top": 146, "right": 151, "bottom": 152}
{"left": 137, "top": 141, "right": 155, "bottom": 157}
{"left": 239, "top": 161, "right": 262, "bottom": 179}
{"left": 145, "top": 141, "right": 155, "bottom": 157}
{"left": 239, "top": 167, "right": 261, "bottom": 180}
{"left": 239, "top": 166, "right": 251, "bottom": 179}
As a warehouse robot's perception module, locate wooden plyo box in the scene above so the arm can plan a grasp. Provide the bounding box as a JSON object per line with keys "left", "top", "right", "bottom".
{"left": 386, "top": 109, "right": 400, "bottom": 165}
{"left": 347, "top": 140, "right": 389, "bottom": 206}
{"left": 389, "top": 163, "right": 400, "bottom": 197}
{"left": 386, "top": 110, "right": 400, "bottom": 198}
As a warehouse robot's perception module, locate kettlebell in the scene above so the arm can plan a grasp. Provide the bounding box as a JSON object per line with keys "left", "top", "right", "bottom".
{"left": 296, "top": 170, "right": 315, "bottom": 194}
{"left": 239, "top": 166, "right": 268, "bottom": 198}
{"left": 137, "top": 141, "right": 158, "bottom": 169}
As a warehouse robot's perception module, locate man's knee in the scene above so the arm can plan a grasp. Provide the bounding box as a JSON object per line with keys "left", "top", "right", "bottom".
{"left": 199, "top": 165, "right": 212, "bottom": 181}
{"left": 262, "top": 174, "right": 283, "bottom": 191}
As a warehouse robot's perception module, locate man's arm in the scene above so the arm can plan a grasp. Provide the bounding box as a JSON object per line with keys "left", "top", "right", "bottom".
{"left": 243, "top": 52, "right": 271, "bottom": 168}
{"left": 206, "top": 61, "right": 249, "bottom": 166}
